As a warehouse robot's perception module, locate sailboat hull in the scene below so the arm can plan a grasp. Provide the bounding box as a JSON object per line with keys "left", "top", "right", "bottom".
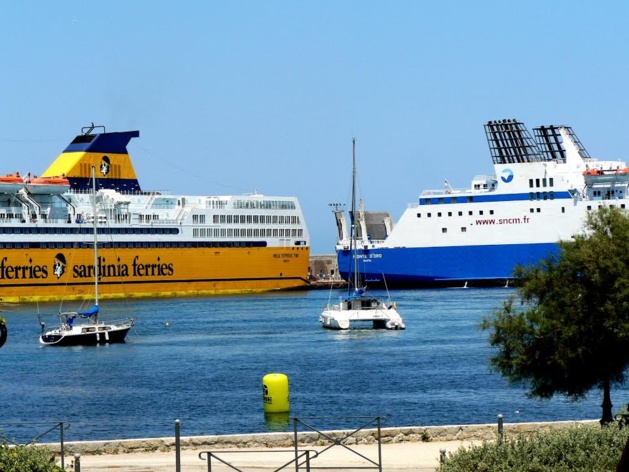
{"left": 39, "top": 324, "right": 133, "bottom": 346}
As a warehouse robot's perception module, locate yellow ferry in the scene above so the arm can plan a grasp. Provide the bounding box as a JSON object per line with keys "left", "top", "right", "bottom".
{"left": 0, "top": 124, "right": 310, "bottom": 302}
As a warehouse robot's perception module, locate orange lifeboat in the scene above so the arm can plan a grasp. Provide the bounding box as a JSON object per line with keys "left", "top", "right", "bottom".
{"left": 25, "top": 175, "right": 70, "bottom": 195}
{"left": 0, "top": 172, "right": 25, "bottom": 193}
{"left": 583, "top": 167, "right": 629, "bottom": 184}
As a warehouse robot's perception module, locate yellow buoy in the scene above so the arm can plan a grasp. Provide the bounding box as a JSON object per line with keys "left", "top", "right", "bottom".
{"left": 262, "top": 373, "right": 289, "bottom": 413}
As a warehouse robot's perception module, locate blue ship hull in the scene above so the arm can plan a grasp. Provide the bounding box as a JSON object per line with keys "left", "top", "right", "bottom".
{"left": 337, "top": 242, "right": 559, "bottom": 287}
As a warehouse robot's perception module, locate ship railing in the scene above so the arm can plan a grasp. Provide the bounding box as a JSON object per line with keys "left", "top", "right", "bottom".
{"left": 33, "top": 218, "right": 66, "bottom": 224}
{"left": 0, "top": 216, "right": 28, "bottom": 224}
{"left": 421, "top": 187, "right": 467, "bottom": 196}
{"left": 142, "top": 219, "right": 181, "bottom": 225}
{"left": 0, "top": 216, "right": 67, "bottom": 224}
{"left": 360, "top": 239, "right": 386, "bottom": 246}
{"left": 43, "top": 312, "right": 133, "bottom": 326}
{"left": 323, "top": 303, "right": 342, "bottom": 311}
{"left": 337, "top": 239, "right": 386, "bottom": 247}
{"left": 68, "top": 188, "right": 171, "bottom": 196}
{"left": 142, "top": 203, "right": 177, "bottom": 210}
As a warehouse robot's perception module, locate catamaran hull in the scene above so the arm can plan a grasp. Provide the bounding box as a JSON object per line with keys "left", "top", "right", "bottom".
{"left": 320, "top": 308, "right": 405, "bottom": 330}
{"left": 337, "top": 242, "right": 558, "bottom": 287}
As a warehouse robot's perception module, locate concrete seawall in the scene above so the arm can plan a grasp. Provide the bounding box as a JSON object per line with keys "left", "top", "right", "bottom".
{"left": 54, "top": 420, "right": 599, "bottom": 455}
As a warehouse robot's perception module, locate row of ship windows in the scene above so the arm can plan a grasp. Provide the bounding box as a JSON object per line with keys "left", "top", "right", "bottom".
{"left": 193, "top": 228, "right": 305, "bottom": 238}
{"left": 420, "top": 207, "right": 559, "bottom": 219}
{"left": 232, "top": 199, "right": 296, "bottom": 210}
{"left": 0, "top": 241, "right": 274, "bottom": 249}
{"left": 204, "top": 201, "right": 301, "bottom": 212}
{"left": 530, "top": 192, "right": 554, "bottom": 200}
{"left": 434, "top": 203, "right": 628, "bottom": 233}
{"left": 419, "top": 202, "right": 628, "bottom": 220}
{"left": 418, "top": 209, "right": 496, "bottom": 218}
{"left": 422, "top": 191, "right": 555, "bottom": 205}
{"left": 530, "top": 178, "right": 554, "bottom": 188}
{"left": 0, "top": 227, "right": 180, "bottom": 235}
{"left": 204, "top": 214, "right": 301, "bottom": 225}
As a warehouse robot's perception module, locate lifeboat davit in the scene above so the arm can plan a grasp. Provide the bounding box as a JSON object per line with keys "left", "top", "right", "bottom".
{"left": 25, "top": 175, "right": 70, "bottom": 195}
{"left": 0, "top": 172, "right": 25, "bottom": 193}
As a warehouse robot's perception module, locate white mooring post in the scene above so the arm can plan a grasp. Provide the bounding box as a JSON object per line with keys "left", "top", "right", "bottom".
{"left": 440, "top": 448, "right": 447, "bottom": 465}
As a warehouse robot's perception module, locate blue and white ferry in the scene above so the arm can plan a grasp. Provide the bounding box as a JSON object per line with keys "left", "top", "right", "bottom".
{"left": 332, "top": 119, "right": 629, "bottom": 287}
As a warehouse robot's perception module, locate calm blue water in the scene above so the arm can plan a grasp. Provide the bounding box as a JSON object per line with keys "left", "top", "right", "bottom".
{"left": 0, "top": 288, "right": 613, "bottom": 443}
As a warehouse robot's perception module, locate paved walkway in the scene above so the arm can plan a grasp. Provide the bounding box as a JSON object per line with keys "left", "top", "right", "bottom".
{"left": 72, "top": 440, "right": 478, "bottom": 471}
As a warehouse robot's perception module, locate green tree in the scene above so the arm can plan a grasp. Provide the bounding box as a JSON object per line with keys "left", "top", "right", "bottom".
{"left": 481, "top": 206, "right": 629, "bottom": 424}
{"left": 0, "top": 441, "right": 64, "bottom": 472}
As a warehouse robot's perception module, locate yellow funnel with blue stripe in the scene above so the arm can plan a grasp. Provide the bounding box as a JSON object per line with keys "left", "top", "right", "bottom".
{"left": 41, "top": 125, "right": 141, "bottom": 193}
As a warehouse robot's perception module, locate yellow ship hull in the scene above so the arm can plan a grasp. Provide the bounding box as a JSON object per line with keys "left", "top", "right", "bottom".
{"left": 0, "top": 245, "right": 310, "bottom": 303}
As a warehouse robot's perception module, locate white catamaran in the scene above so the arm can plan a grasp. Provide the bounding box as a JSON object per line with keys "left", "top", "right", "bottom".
{"left": 320, "top": 139, "right": 405, "bottom": 330}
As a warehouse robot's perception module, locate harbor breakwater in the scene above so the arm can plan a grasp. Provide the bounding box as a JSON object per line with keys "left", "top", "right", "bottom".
{"left": 53, "top": 420, "right": 598, "bottom": 455}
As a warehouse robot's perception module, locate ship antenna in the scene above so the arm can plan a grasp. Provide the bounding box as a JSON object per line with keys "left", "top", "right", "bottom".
{"left": 81, "top": 123, "right": 106, "bottom": 135}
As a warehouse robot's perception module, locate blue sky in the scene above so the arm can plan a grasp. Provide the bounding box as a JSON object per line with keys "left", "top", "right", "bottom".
{"left": 1, "top": 1, "right": 628, "bottom": 253}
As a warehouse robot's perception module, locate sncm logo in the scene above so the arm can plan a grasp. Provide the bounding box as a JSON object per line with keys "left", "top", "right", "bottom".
{"left": 501, "top": 168, "right": 514, "bottom": 183}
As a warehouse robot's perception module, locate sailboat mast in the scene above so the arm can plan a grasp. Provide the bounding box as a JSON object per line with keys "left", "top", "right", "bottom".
{"left": 350, "top": 138, "right": 359, "bottom": 295}
{"left": 91, "top": 166, "right": 99, "bottom": 316}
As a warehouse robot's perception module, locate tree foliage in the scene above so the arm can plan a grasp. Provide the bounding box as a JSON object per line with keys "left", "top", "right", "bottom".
{"left": 481, "top": 206, "right": 629, "bottom": 423}
{"left": 0, "top": 441, "right": 64, "bottom": 472}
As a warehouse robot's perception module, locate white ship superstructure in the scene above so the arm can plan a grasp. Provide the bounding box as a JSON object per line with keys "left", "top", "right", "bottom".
{"left": 333, "top": 120, "right": 628, "bottom": 286}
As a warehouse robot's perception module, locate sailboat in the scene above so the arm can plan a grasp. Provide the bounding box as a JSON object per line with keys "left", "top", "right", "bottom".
{"left": 319, "top": 139, "right": 405, "bottom": 330}
{"left": 39, "top": 167, "right": 134, "bottom": 346}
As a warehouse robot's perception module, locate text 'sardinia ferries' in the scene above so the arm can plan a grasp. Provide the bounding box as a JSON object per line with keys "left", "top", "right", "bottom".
{"left": 332, "top": 119, "right": 629, "bottom": 287}
{"left": 0, "top": 124, "right": 310, "bottom": 303}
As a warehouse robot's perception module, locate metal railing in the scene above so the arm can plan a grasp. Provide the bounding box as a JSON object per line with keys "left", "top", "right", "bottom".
{"left": 194, "top": 416, "right": 384, "bottom": 472}
{"left": 1, "top": 421, "right": 70, "bottom": 470}
{"left": 199, "top": 449, "right": 318, "bottom": 472}
{"left": 292, "top": 416, "right": 383, "bottom": 471}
